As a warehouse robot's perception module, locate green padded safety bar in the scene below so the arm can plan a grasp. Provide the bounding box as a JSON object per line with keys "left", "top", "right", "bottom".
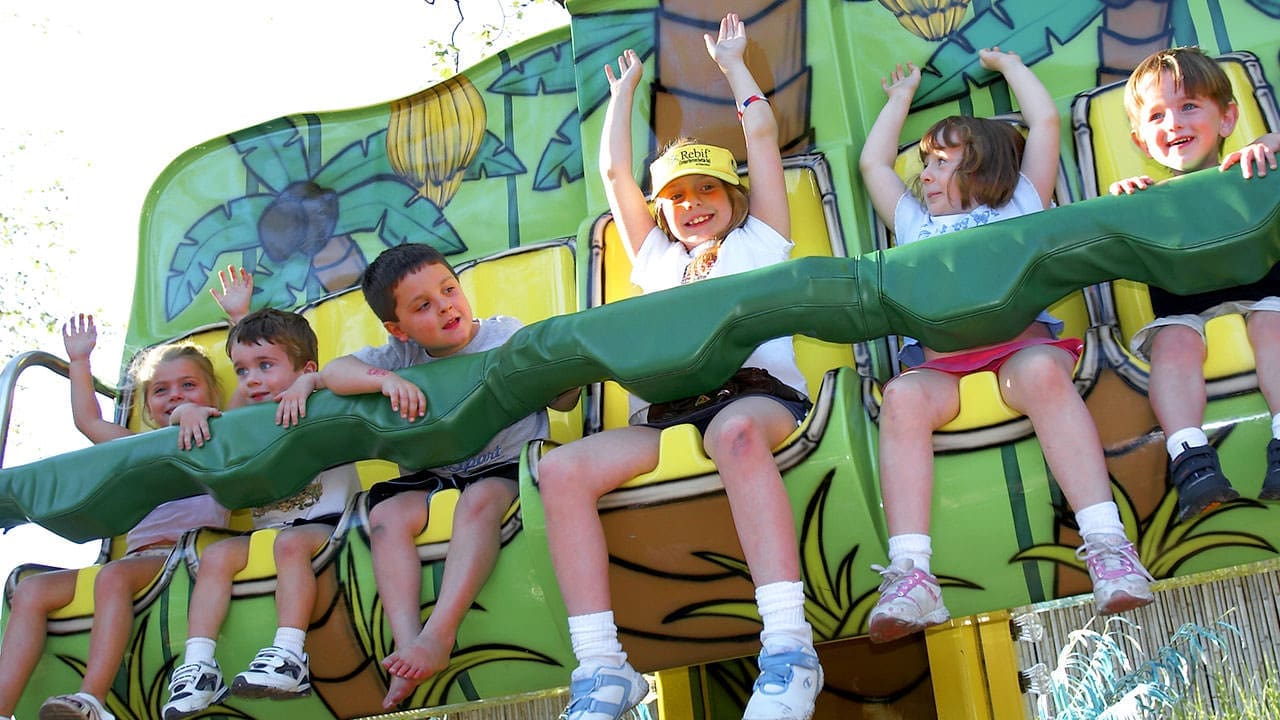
{"left": 1, "top": 169, "right": 1276, "bottom": 541}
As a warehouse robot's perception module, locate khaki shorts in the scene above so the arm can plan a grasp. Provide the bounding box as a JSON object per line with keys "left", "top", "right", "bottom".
{"left": 1129, "top": 296, "right": 1280, "bottom": 362}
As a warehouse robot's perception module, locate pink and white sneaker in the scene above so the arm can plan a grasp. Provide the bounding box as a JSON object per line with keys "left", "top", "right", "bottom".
{"left": 868, "top": 558, "right": 950, "bottom": 643}
{"left": 1078, "top": 534, "right": 1154, "bottom": 614}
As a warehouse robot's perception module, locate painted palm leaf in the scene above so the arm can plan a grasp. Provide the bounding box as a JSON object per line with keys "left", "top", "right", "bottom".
{"left": 337, "top": 179, "right": 466, "bottom": 253}
{"left": 914, "top": 0, "right": 1105, "bottom": 108}
{"left": 229, "top": 117, "right": 311, "bottom": 194}
{"left": 488, "top": 40, "right": 577, "bottom": 95}
{"left": 573, "top": 9, "right": 656, "bottom": 118}
{"left": 463, "top": 131, "right": 528, "bottom": 180}
{"left": 165, "top": 194, "right": 274, "bottom": 320}
{"left": 533, "top": 110, "right": 584, "bottom": 190}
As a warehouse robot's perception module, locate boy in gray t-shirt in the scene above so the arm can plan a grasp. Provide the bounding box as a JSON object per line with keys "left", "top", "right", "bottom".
{"left": 320, "top": 243, "right": 578, "bottom": 709}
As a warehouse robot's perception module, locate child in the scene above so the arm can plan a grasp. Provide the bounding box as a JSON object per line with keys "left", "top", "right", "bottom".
{"left": 319, "top": 242, "right": 579, "bottom": 710}
{"left": 1109, "top": 46, "right": 1280, "bottom": 518}
{"left": 0, "top": 316, "right": 229, "bottom": 720}
{"left": 858, "top": 50, "right": 1155, "bottom": 643}
{"left": 159, "top": 308, "right": 360, "bottom": 719}
{"left": 537, "top": 14, "right": 823, "bottom": 720}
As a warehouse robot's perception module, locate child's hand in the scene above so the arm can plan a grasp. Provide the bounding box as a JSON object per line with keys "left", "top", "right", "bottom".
{"left": 1220, "top": 138, "right": 1278, "bottom": 178}
{"left": 381, "top": 374, "right": 427, "bottom": 420}
{"left": 881, "top": 63, "right": 921, "bottom": 101}
{"left": 210, "top": 265, "right": 254, "bottom": 324}
{"left": 978, "top": 47, "right": 1024, "bottom": 74}
{"left": 62, "top": 314, "right": 98, "bottom": 361}
{"left": 171, "top": 404, "right": 221, "bottom": 450}
{"left": 275, "top": 373, "right": 319, "bottom": 428}
{"left": 1109, "top": 175, "right": 1156, "bottom": 195}
{"left": 704, "top": 12, "right": 747, "bottom": 71}
{"left": 604, "top": 49, "right": 643, "bottom": 98}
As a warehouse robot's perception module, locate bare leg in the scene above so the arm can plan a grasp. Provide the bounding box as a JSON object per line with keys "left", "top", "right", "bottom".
{"left": 538, "top": 427, "right": 662, "bottom": 616}
{"left": 701, "top": 397, "right": 807, "bottom": 585}
{"left": 79, "top": 555, "right": 167, "bottom": 699}
{"left": 368, "top": 491, "right": 429, "bottom": 706}
{"left": 272, "top": 524, "right": 333, "bottom": 632}
{"left": 184, "top": 537, "right": 251, "bottom": 643}
{"left": 1247, "top": 310, "right": 1280, "bottom": 413}
{"left": 877, "top": 369, "right": 961, "bottom": 536}
{"left": 1148, "top": 326, "right": 1208, "bottom": 436}
{"left": 999, "top": 345, "right": 1112, "bottom": 511}
{"left": 0, "top": 570, "right": 77, "bottom": 714}
{"left": 381, "top": 477, "right": 518, "bottom": 708}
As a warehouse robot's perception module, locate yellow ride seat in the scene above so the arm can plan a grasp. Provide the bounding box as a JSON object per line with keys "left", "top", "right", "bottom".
{"left": 873, "top": 115, "right": 1089, "bottom": 433}
{"left": 586, "top": 154, "right": 855, "bottom": 488}
{"left": 1071, "top": 50, "right": 1278, "bottom": 378}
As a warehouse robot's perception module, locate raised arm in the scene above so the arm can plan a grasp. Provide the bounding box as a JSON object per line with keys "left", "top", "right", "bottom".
{"left": 599, "top": 49, "right": 657, "bottom": 257}
{"left": 62, "top": 314, "right": 131, "bottom": 443}
{"left": 981, "top": 47, "right": 1060, "bottom": 208}
{"left": 859, "top": 63, "right": 918, "bottom": 224}
{"left": 319, "top": 354, "right": 425, "bottom": 420}
{"left": 706, "top": 13, "right": 788, "bottom": 237}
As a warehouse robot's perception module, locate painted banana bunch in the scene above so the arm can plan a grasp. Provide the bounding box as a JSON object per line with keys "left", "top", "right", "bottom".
{"left": 877, "top": 0, "right": 973, "bottom": 40}
{"left": 386, "top": 75, "right": 487, "bottom": 208}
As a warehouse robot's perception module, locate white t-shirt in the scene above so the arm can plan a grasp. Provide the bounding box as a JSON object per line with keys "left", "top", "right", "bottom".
{"left": 354, "top": 316, "right": 549, "bottom": 476}
{"left": 126, "top": 495, "right": 229, "bottom": 553}
{"left": 893, "top": 174, "right": 1062, "bottom": 365}
{"left": 628, "top": 216, "right": 807, "bottom": 414}
{"left": 252, "top": 464, "right": 361, "bottom": 529}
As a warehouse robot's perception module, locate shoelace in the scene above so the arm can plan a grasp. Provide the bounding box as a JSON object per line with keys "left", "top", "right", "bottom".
{"left": 870, "top": 563, "right": 935, "bottom": 598}
{"left": 755, "top": 649, "right": 819, "bottom": 690}
{"left": 1076, "top": 539, "right": 1155, "bottom": 582}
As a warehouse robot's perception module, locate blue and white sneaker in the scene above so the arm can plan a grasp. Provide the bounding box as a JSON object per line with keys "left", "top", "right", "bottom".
{"left": 230, "top": 645, "right": 312, "bottom": 698}
{"left": 162, "top": 659, "right": 228, "bottom": 720}
{"left": 561, "top": 662, "right": 649, "bottom": 720}
{"left": 742, "top": 645, "right": 823, "bottom": 720}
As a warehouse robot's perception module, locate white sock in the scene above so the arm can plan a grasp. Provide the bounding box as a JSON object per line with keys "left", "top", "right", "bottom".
{"left": 1166, "top": 427, "right": 1208, "bottom": 460}
{"left": 1272, "top": 413, "right": 1280, "bottom": 440}
{"left": 888, "top": 533, "right": 933, "bottom": 574}
{"left": 755, "top": 581, "right": 813, "bottom": 652}
{"left": 185, "top": 636, "right": 217, "bottom": 665}
{"left": 273, "top": 626, "right": 307, "bottom": 657}
{"left": 1075, "top": 501, "right": 1126, "bottom": 541}
{"left": 567, "top": 611, "right": 627, "bottom": 676}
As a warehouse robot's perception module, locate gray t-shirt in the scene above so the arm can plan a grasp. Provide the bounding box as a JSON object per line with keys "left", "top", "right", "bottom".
{"left": 353, "top": 316, "right": 549, "bottom": 477}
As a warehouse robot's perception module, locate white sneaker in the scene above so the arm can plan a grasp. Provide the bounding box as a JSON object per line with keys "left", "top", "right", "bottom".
{"left": 162, "top": 659, "right": 227, "bottom": 720}
{"left": 742, "top": 645, "right": 823, "bottom": 720}
{"left": 38, "top": 692, "right": 116, "bottom": 720}
{"left": 230, "top": 645, "right": 312, "bottom": 698}
{"left": 561, "top": 662, "right": 649, "bottom": 720}
{"left": 868, "top": 558, "right": 950, "bottom": 643}
{"left": 1078, "top": 534, "right": 1154, "bottom": 614}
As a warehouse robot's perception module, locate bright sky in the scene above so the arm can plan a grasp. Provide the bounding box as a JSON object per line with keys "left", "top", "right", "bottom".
{"left": 0, "top": 0, "right": 567, "bottom": 590}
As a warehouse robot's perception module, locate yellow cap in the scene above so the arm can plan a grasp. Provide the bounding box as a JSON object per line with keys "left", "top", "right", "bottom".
{"left": 649, "top": 144, "right": 740, "bottom": 197}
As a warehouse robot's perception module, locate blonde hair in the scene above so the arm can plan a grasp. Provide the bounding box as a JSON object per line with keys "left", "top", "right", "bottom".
{"left": 651, "top": 138, "right": 750, "bottom": 242}
{"left": 131, "top": 343, "right": 221, "bottom": 427}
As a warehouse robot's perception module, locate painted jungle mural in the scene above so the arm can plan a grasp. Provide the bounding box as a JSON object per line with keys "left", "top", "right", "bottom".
{"left": 3, "top": 0, "right": 1280, "bottom": 719}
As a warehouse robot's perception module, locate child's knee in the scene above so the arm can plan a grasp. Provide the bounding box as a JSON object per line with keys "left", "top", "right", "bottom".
{"left": 537, "top": 447, "right": 580, "bottom": 493}
{"left": 880, "top": 375, "right": 952, "bottom": 427}
{"left": 200, "top": 540, "right": 248, "bottom": 579}
{"left": 1150, "top": 325, "right": 1207, "bottom": 365}
{"left": 369, "top": 495, "right": 427, "bottom": 540}
{"left": 274, "top": 528, "right": 325, "bottom": 565}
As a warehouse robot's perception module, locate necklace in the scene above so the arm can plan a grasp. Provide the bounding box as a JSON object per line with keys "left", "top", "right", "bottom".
{"left": 681, "top": 238, "right": 724, "bottom": 284}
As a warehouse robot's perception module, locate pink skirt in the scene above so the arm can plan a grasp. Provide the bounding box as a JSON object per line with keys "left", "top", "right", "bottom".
{"left": 910, "top": 337, "right": 1083, "bottom": 376}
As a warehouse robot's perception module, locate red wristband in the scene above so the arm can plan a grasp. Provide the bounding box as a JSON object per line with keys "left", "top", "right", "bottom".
{"left": 737, "top": 94, "right": 768, "bottom": 120}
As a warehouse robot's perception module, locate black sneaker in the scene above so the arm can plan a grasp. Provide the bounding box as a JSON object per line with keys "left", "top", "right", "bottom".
{"left": 1169, "top": 444, "right": 1238, "bottom": 522}
{"left": 1260, "top": 438, "right": 1280, "bottom": 501}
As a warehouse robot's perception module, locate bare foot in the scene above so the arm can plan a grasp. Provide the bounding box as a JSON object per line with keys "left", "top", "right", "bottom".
{"left": 381, "top": 635, "right": 450, "bottom": 679}
{"left": 383, "top": 673, "right": 423, "bottom": 709}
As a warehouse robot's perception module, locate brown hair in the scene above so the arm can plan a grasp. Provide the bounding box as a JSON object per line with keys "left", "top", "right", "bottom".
{"left": 1124, "top": 47, "right": 1234, "bottom": 132}
{"left": 361, "top": 243, "right": 458, "bottom": 323}
{"left": 226, "top": 308, "right": 318, "bottom": 370}
{"left": 132, "top": 343, "right": 221, "bottom": 426}
{"left": 651, "top": 138, "right": 750, "bottom": 242}
{"left": 912, "top": 116, "right": 1026, "bottom": 210}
